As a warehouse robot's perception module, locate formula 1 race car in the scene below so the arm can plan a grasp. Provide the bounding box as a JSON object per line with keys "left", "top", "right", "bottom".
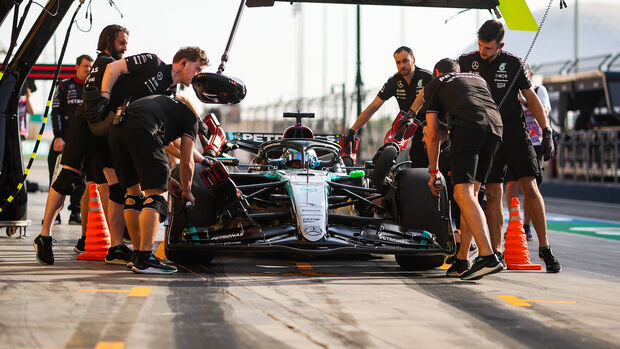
{"left": 164, "top": 111, "right": 456, "bottom": 270}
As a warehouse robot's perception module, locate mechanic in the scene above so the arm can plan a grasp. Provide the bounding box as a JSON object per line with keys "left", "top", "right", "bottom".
{"left": 458, "top": 20, "right": 561, "bottom": 273}
{"left": 100, "top": 46, "right": 207, "bottom": 270}
{"left": 504, "top": 63, "right": 552, "bottom": 241}
{"left": 47, "top": 54, "right": 93, "bottom": 229}
{"left": 108, "top": 94, "right": 200, "bottom": 274}
{"left": 342, "top": 46, "right": 432, "bottom": 160}
{"left": 424, "top": 58, "right": 503, "bottom": 280}
{"left": 34, "top": 24, "right": 130, "bottom": 265}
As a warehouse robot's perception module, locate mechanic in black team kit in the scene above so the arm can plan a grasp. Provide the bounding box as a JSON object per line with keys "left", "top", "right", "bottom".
{"left": 424, "top": 58, "right": 503, "bottom": 280}
{"left": 458, "top": 20, "right": 561, "bottom": 273}
{"left": 343, "top": 46, "right": 432, "bottom": 158}
{"left": 34, "top": 25, "right": 129, "bottom": 265}
{"left": 109, "top": 95, "right": 199, "bottom": 274}
{"left": 99, "top": 47, "right": 208, "bottom": 270}
{"left": 48, "top": 54, "right": 93, "bottom": 226}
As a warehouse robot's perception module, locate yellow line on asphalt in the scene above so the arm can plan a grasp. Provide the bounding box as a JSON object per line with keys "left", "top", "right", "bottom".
{"left": 127, "top": 286, "right": 151, "bottom": 297}
{"left": 250, "top": 263, "right": 370, "bottom": 277}
{"left": 17, "top": 344, "right": 122, "bottom": 349}
{"left": 296, "top": 262, "right": 319, "bottom": 275}
{"left": 498, "top": 295, "right": 577, "bottom": 307}
{"left": 94, "top": 343, "right": 125, "bottom": 349}
{"left": 78, "top": 287, "right": 151, "bottom": 297}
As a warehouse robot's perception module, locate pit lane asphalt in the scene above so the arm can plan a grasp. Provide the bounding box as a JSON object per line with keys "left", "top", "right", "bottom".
{"left": 1, "top": 162, "right": 620, "bottom": 349}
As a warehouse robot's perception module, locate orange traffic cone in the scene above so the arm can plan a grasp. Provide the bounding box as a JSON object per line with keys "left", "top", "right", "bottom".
{"left": 77, "top": 184, "right": 111, "bottom": 261}
{"left": 504, "top": 197, "right": 542, "bottom": 270}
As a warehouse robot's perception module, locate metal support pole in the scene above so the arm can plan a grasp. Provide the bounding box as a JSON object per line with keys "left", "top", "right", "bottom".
{"left": 355, "top": 5, "right": 363, "bottom": 118}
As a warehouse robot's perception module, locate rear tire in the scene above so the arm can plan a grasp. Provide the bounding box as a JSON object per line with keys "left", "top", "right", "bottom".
{"left": 395, "top": 168, "right": 452, "bottom": 248}
{"left": 394, "top": 168, "right": 454, "bottom": 270}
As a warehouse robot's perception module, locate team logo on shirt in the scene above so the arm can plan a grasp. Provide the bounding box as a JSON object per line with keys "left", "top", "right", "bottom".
{"left": 397, "top": 80, "right": 404, "bottom": 88}
{"left": 417, "top": 79, "right": 423, "bottom": 87}
{"left": 157, "top": 72, "right": 163, "bottom": 81}
{"left": 499, "top": 63, "right": 507, "bottom": 71}
{"left": 472, "top": 61, "right": 479, "bottom": 70}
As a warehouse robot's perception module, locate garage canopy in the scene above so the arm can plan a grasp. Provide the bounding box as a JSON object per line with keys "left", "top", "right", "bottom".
{"left": 247, "top": 0, "right": 499, "bottom": 9}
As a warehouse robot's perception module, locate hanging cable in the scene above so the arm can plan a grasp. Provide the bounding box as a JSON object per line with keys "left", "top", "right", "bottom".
{"left": 74, "top": 0, "right": 93, "bottom": 32}
{"left": 0, "top": 0, "right": 34, "bottom": 79}
{"left": 30, "top": 0, "right": 60, "bottom": 16}
{"left": 0, "top": 1, "right": 84, "bottom": 214}
{"left": 496, "top": 0, "right": 556, "bottom": 110}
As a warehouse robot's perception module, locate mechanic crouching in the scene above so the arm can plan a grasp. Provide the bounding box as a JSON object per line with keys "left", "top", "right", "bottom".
{"left": 108, "top": 94, "right": 199, "bottom": 274}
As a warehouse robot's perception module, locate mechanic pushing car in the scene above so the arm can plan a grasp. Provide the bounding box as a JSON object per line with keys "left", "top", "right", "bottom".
{"left": 108, "top": 94, "right": 200, "bottom": 274}
{"left": 34, "top": 25, "right": 130, "bottom": 265}
{"left": 98, "top": 46, "right": 208, "bottom": 270}
{"left": 424, "top": 58, "right": 503, "bottom": 280}
{"left": 342, "top": 46, "right": 432, "bottom": 158}
{"left": 458, "top": 20, "right": 561, "bottom": 273}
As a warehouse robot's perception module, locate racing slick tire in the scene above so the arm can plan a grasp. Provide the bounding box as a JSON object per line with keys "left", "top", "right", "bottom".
{"left": 393, "top": 168, "right": 453, "bottom": 270}
{"left": 395, "top": 254, "right": 445, "bottom": 271}
{"left": 165, "top": 243, "right": 214, "bottom": 265}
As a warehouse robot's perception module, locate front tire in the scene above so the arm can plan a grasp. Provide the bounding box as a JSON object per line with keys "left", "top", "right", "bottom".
{"left": 395, "top": 254, "right": 446, "bottom": 271}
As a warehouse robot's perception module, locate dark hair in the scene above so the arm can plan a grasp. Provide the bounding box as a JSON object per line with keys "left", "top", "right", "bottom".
{"left": 477, "top": 19, "right": 504, "bottom": 43}
{"left": 76, "top": 54, "right": 94, "bottom": 66}
{"left": 173, "top": 46, "right": 209, "bottom": 66}
{"left": 97, "top": 24, "right": 129, "bottom": 52}
{"left": 394, "top": 46, "right": 415, "bottom": 60}
{"left": 433, "top": 58, "right": 460, "bottom": 77}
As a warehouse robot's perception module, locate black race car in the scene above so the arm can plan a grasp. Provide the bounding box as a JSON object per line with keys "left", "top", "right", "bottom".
{"left": 164, "top": 112, "right": 455, "bottom": 270}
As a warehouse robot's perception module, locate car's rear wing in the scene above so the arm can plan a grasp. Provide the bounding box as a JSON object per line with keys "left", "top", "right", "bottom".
{"left": 226, "top": 132, "right": 342, "bottom": 153}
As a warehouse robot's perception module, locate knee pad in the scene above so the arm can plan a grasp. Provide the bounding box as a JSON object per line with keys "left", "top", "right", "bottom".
{"left": 108, "top": 183, "right": 125, "bottom": 205}
{"left": 143, "top": 195, "right": 168, "bottom": 222}
{"left": 124, "top": 194, "right": 144, "bottom": 212}
{"left": 52, "top": 169, "right": 83, "bottom": 195}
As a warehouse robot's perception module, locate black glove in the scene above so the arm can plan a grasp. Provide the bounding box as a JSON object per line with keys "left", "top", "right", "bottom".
{"left": 342, "top": 128, "right": 356, "bottom": 146}
{"left": 399, "top": 110, "right": 419, "bottom": 127}
{"left": 84, "top": 96, "right": 109, "bottom": 123}
{"left": 395, "top": 110, "right": 420, "bottom": 141}
{"left": 541, "top": 127, "right": 554, "bottom": 161}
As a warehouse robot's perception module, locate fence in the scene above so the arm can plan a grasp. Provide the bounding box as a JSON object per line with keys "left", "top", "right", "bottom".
{"left": 556, "top": 129, "right": 620, "bottom": 183}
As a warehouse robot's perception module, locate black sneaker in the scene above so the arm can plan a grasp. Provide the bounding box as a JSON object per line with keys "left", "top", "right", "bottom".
{"left": 495, "top": 250, "right": 507, "bottom": 268}
{"left": 33, "top": 235, "right": 54, "bottom": 265}
{"left": 54, "top": 214, "right": 61, "bottom": 225}
{"left": 132, "top": 252, "right": 177, "bottom": 274}
{"left": 69, "top": 212, "right": 82, "bottom": 225}
{"left": 126, "top": 250, "right": 139, "bottom": 270}
{"left": 460, "top": 254, "right": 503, "bottom": 280}
{"left": 105, "top": 244, "right": 133, "bottom": 265}
{"left": 74, "top": 236, "right": 86, "bottom": 253}
{"left": 524, "top": 224, "right": 533, "bottom": 241}
{"left": 446, "top": 258, "right": 469, "bottom": 277}
{"left": 539, "top": 246, "right": 562, "bottom": 273}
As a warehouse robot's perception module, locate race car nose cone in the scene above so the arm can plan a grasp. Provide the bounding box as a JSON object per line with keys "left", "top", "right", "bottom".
{"left": 192, "top": 72, "right": 247, "bottom": 104}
